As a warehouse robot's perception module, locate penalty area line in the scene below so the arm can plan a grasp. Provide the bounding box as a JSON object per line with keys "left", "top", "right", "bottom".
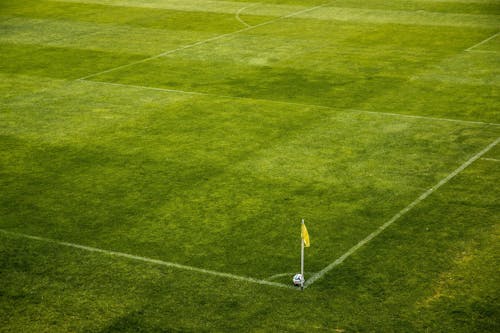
{"left": 481, "top": 157, "right": 500, "bottom": 162}
{"left": 77, "top": 1, "right": 335, "bottom": 81}
{"left": 266, "top": 271, "right": 316, "bottom": 281}
{"left": 0, "top": 229, "right": 293, "bottom": 290}
{"left": 466, "top": 32, "right": 499, "bottom": 52}
{"left": 305, "top": 137, "right": 500, "bottom": 288}
{"left": 79, "top": 79, "right": 500, "bottom": 127}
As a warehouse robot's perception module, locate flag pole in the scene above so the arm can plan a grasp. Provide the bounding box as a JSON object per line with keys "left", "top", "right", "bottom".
{"left": 301, "top": 218, "right": 305, "bottom": 290}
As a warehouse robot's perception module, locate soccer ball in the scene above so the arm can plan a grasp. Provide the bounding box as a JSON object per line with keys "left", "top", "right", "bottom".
{"left": 292, "top": 273, "right": 304, "bottom": 286}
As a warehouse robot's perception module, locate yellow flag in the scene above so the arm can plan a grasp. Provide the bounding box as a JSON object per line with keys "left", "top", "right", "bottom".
{"left": 301, "top": 222, "right": 310, "bottom": 247}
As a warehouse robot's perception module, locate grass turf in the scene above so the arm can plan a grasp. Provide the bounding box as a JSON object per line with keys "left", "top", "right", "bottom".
{"left": 0, "top": 0, "right": 499, "bottom": 331}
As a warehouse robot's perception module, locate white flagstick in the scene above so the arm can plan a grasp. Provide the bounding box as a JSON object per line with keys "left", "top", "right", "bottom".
{"left": 301, "top": 219, "right": 305, "bottom": 290}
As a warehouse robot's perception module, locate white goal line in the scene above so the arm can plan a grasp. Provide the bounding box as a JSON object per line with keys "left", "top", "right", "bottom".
{"left": 0, "top": 228, "right": 294, "bottom": 289}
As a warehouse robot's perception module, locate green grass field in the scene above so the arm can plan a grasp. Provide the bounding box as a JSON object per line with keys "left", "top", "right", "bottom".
{"left": 1, "top": 0, "right": 499, "bottom": 331}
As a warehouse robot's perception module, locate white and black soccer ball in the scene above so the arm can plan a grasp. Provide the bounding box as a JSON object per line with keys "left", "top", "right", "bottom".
{"left": 292, "top": 273, "right": 304, "bottom": 286}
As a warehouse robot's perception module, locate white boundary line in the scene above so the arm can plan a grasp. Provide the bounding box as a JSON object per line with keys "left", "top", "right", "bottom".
{"left": 346, "top": 108, "right": 500, "bottom": 127}
{"left": 467, "top": 49, "right": 499, "bottom": 54}
{"left": 77, "top": 1, "right": 334, "bottom": 80}
{"left": 266, "top": 272, "right": 295, "bottom": 280}
{"left": 466, "top": 32, "right": 499, "bottom": 52}
{"left": 305, "top": 137, "right": 500, "bottom": 288}
{"left": 236, "top": 4, "right": 258, "bottom": 28}
{"left": 79, "top": 79, "right": 500, "bottom": 127}
{"left": 266, "top": 271, "right": 315, "bottom": 281}
{"left": 481, "top": 157, "right": 500, "bottom": 162}
{"left": 0, "top": 229, "right": 293, "bottom": 289}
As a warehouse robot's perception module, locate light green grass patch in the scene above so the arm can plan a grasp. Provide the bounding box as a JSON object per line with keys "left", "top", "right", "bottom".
{"left": 412, "top": 51, "right": 500, "bottom": 86}
{"left": 0, "top": 16, "right": 217, "bottom": 56}
{"left": 300, "top": 5, "right": 500, "bottom": 28}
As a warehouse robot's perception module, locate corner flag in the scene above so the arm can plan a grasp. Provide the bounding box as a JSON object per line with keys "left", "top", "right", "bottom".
{"left": 300, "top": 219, "right": 310, "bottom": 290}
{"left": 301, "top": 221, "right": 310, "bottom": 247}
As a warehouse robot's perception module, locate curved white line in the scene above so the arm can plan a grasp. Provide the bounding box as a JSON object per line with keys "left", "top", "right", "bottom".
{"left": 78, "top": 1, "right": 336, "bottom": 80}
{"left": 236, "top": 4, "right": 258, "bottom": 28}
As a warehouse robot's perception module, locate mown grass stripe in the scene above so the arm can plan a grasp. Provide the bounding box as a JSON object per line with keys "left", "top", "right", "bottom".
{"left": 52, "top": 0, "right": 312, "bottom": 17}
{"left": 0, "top": 16, "right": 215, "bottom": 56}
{"left": 52, "top": 0, "right": 500, "bottom": 28}
{"left": 305, "top": 136, "right": 500, "bottom": 288}
{"left": 77, "top": 1, "right": 334, "bottom": 80}
{"left": 300, "top": 6, "right": 500, "bottom": 28}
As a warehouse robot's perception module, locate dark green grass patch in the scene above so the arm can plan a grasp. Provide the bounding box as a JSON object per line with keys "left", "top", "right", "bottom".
{"left": 0, "top": 43, "right": 143, "bottom": 79}
{"left": 0, "top": 159, "right": 498, "bottom": 332}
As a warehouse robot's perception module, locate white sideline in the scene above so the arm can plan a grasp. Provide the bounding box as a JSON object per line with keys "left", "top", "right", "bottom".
{"left": 0, "top": 229, "right": 293, "bottom": 289}
{"left": 266, "top": 272, "right": 295, "bottom": 280}
{"left": 466, "top": 32, "right": 499, "bottom": 52}
{"left": 305, "top": 137, "right": 500, "bottom": 288}
{"left": 77, "top": 1, "right": 334, "bottom": 80}
{"left": 346, "top": 108, "right": 500, "bottom": 127}
{"left": 266, "top": 271, "right": 315, "bottom": 281}
{"left": 481, "top": 157, "right": 500, "bottom": 162}
{"left": 235, "top": 4, "right": 258, "bottom": 28}
{"left": 467, "top": 49, "right": 498, "bottom": 54}
{"left": 79, "top": 79, "right": 500, "bottom": 127}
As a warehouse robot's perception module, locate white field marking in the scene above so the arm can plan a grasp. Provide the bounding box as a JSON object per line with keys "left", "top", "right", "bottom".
{"left": 79, "top": 79, "right": 500, "bottom": 127}
{"left": 0, "top": 229, "right": 293, "bottom": 290}
{"left": 481, "top": 157, "right": 500, "bottom": 162}
{"left": 77, "top": 1, "right": 334, "bottom": 80}
{"left": 267, "top": 272, "right": 295, "bottom": 280}
{"left": 305, "top": 137, "right": 500, "bottom": 288}
{"left": 467, "top": 49, "right": 499, "bottom": 54}
{"left": 466, "top": 32, "right": 499, "bottom": 52}
{"left": 266, "top": 271, "right": 315, "bottom": 281}
{"left": 235, "top": 4, "right": 259, "bottom": 28}
{"left": 345, "top": 108, "right": 500, "bottom": 127}
{"left": 80, "top": 79, "right": 213, "bottom": 96}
